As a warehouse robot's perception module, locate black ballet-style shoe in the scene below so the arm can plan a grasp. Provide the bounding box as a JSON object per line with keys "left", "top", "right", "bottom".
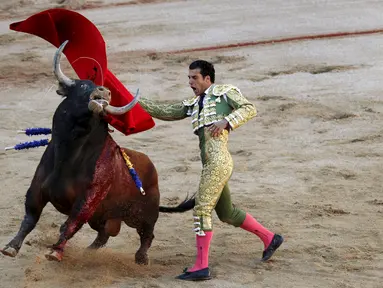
{"left": 261, "top": 234, "right": 284, "bottom": 261}
{"left": 175, "top": 267, "right": 212, "bottom": 281}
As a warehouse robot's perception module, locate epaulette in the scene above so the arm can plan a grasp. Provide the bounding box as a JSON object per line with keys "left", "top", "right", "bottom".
{"left": 212, "top": 84, "right": 241, "bottom": 96}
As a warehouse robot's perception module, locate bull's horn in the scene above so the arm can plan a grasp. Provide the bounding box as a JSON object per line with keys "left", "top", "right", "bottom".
{"left": 53, "top": 40, "right": 75, "bottom": 87}
{"left": 104, "top": 89, "right": 141, "bottom": 115}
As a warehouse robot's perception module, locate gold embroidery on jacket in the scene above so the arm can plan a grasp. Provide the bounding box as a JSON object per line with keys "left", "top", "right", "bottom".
{"left": 223, "top": 88, "right": 256, "bottom": 130}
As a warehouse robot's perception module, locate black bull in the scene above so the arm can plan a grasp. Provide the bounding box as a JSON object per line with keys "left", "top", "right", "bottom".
{"left": 1, "top": 41, "right": 195, "bottom": 264}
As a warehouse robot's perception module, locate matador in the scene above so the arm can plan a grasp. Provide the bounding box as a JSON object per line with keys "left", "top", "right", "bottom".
{"left": 139, "top": 60, "right": 284, "bottom": 281}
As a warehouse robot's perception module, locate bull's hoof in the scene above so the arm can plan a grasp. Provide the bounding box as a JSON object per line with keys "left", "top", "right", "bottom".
{"left": 135, "top": 253, "right": 149, "bottom": 265}
{"left": 45, "top": 250, "right": 63, "bottom": 262}
{"left": 0, "top": 246, "right": 18, "bottom": 257}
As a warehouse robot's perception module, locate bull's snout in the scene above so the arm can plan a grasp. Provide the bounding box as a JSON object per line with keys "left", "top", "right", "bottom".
{"left": 88, "top": 86, "right": 111, "bottom": 114}
{"left": 90, "top": 87, "right": 112, "bottom": 102}
{"left": 96, "top": 86, "right": 110, "bottom": 95}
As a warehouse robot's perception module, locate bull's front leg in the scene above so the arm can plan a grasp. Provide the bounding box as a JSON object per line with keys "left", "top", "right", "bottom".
{"left": 1, "top": 187, "right": 47, "bottom": 257}
{"left": 46, "top": 147, "right": 114, "bottom": 262}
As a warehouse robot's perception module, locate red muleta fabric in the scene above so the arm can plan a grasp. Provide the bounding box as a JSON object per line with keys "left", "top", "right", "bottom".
{"left": 10, "top": 8, "right": 155, "bottom": 135}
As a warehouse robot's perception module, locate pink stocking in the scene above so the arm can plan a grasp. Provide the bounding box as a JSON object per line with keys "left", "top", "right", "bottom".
{"left": 240, "top": 213, "right": 274, "bottom": 249}
{"left": 188, "top": 231, "right": 213, "bottom": 272}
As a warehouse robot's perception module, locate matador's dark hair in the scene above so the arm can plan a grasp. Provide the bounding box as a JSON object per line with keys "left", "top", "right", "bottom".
{"left": 189, "top": 60, "right": 215, "bottom": 83}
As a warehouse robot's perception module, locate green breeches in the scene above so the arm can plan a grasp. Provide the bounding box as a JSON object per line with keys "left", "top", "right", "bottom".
{"left": 215, "top": 184, "right": 246, "bottom": 227}
{"left": 193, "top": 128, "right": 246, "bottom": 234}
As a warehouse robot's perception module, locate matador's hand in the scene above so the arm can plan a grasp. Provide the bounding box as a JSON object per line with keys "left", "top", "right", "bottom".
{"left": 208, "top": 119, "right": 229, "bottom": 137}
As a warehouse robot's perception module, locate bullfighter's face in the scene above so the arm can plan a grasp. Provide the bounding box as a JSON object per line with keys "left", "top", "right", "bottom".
{"left": 188, "top": 68, "right": 212, "bottom": 96}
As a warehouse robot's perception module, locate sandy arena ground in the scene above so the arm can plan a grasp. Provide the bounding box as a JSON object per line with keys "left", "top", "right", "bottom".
{"left": 0, "top": 1, "right": 382, "bottom": 287}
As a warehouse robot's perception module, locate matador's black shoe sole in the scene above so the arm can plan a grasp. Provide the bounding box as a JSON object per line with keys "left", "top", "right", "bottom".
{"left": 176, "top": 267, "right": 212, "bottom": 281}
{"left": 261, "top": 234, "right": 284, "bottom": 261}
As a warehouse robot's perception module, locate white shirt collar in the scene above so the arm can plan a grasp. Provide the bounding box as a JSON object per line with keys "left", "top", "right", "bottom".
{"left": 204, "top": 85, "right": 213, "bottom": 95}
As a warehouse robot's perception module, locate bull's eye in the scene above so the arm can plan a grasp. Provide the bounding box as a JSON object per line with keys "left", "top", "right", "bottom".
{"left": 80, "top": 84, "right": 88, "bottom": 90}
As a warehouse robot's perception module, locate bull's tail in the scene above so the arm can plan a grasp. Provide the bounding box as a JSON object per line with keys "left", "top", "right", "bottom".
{"left": 159, "top": 195, "right": 195, "bottom": 213}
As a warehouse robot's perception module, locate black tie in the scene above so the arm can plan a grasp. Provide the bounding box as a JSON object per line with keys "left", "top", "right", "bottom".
{"left": 198, "top": 93, "right": 206, "bottom": 114}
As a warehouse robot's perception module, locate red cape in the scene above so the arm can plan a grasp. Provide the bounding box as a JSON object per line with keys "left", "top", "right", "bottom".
{"left": 10, "top": 8, "right": 155, "bottom": 135}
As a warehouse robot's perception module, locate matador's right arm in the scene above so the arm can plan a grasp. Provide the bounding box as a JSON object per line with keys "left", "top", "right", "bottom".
{"left": 139, "top": 97, "right": 191, "bottom": 121}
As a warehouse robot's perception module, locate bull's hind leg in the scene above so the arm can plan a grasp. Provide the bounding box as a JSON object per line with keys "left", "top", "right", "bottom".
{"left": 134, "top": 222, "right": 155, "bottom": 265}
{"left": 87, "top": 221, "right": 109, "bottom": 249}
{"left": 87, "top": 219, "right": 121, "bottom": 249}
{"left": 88, "top": 231, "right": 109, "bottom": 249}
{"left": 1, "top": 187, "right": 47, "bottom": 257}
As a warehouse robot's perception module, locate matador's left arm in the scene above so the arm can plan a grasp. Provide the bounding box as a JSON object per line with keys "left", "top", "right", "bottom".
{"left": 224, "top": 88, "right": 257, "bottom": 130}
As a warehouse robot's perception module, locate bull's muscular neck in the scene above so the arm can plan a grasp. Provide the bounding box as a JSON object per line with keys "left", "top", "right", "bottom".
{"left": 54, "top": 117, "right": 108, "bottom": 158}
{"left": 49, "top": 104, "right": 110, "bottom": 185}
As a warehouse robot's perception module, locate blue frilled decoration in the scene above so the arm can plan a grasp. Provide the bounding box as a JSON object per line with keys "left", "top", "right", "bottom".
{"left": 23, "top": 128, "right": 52, "bottom": 136}
{"left": 119, "top": 147, "right": 145, "bottom": 195}
{"left": 6, "top": 139, "right": 50, "bottom": 150}
{"left": 129, "top": 168, "right": 144, "bottom": 194}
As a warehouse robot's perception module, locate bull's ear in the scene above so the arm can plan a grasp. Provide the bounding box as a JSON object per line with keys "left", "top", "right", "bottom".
{"left": 56, "top": 83, "right": 67, "bottom": 97}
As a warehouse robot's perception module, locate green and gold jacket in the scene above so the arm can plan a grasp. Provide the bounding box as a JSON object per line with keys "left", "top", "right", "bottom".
{"left": 139, "top": 84, "right": 256, "bottom": 134}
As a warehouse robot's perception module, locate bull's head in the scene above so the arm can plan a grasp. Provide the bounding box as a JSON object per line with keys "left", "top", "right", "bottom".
{"left": 54, "top": 40, "right": 140, "bottom": 116}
